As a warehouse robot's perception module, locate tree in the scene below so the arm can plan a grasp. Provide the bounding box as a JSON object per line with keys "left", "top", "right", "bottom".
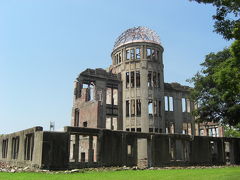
{"left": 189, "top": 0, "right": 240, "bottom": 40}
{"left": 224, "top": 123, "right": 240, "bottom": 137}
{"left": 188, "top": 45, "right": 240, "bottom": 126}
{"left": 188, "top": 0, "right": 240, "bottom": 128}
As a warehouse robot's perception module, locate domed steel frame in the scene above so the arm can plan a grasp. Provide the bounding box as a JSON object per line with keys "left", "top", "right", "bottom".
{"left": 113, "top": 26, "right": 161, "bottom": 50}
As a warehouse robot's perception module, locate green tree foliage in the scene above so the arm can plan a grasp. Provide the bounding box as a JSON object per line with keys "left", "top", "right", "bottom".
{"left": 189, "top": 45, "right": 240, "bottom": 126}
{"left": 224, "top": 123, "right": 240, "bottom": 137}
{"left": 189, "top": 0, "right": 240, "bottom": 40}
{"left": 188, "top": 0, "right": 240, "bottom": 128}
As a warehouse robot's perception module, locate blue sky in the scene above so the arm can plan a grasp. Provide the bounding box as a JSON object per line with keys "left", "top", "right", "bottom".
{"left": 0, "top": 0, "right": 231, "bottom": 134}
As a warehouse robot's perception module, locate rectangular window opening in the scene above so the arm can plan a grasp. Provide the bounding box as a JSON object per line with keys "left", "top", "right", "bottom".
{"left": 137, "top": 128, "right": 141, "bottom": 132}
{"left": 106, "top": 88, "right": 112, "bottom": 105}
{"left": 148, "top": 71, "right": 152, "bottom": 88}
{"left": 126, "top": 50, "right": 130, "bottom": 60}
{"left": 11, "top": 136, "right": 20, "bottom": 159}
{"left": 158, "top": 101, "right": 161, "bottom": 116}
{"left": 79, "top": 135, "right": 89, "bottom": 162}
{"left": 126, "top": 100, "right": 129, "bottom": 117}
{"left": 187, "top": 123, "right": 192, "bottom": 135}
{"left": 130, "top": 71, "right": 135, "bottom": 88}
{"left": 153, "top": 72, "right": 157, "bottom": 87}
{"left": 182, "top": 123, "right": 188, "bottom": 134}
{"left": 169, "top": 97, "right": 174, "bottom": 111}
{"left": 182, "top": 98, "right": 186, "bottom": 112}
{"left": 74, "top": 109, "right": 79, "bottom": 127}
{"left": 81, "top": 152, "right": 86, "bottom": 162}
{"left": 136, "top": 71, "right": 140, "bottom": 87}
{"left": 147, "top": 48, "right": 151, "bottom": 59}
{"left": 157, "top": 50, "right": 160, "bottom": 61}
{"left": 136, "top": 48, "right": 140, "bottom": 59}
{"left": 157, "top": 73, "right": 161, "bottom": 88}
{"left": 126, "top": 72, "right": 129, "bottom": 88}
{"left": 89, "top": 84, "right": 95, "bottom": 101}
{"left": 113, "top": 89, "right": 118, "bottom": 105}
{"left": 92, "top": 136, "right": 98, "bottom": 162}
{"left": 24, "top": 133, "right": 34, "bottom": 161}
{"left": 165, "top": 96, "right": 169, "bottom": 111}
{"left": 186, "top": 99, "right": 191, "bottom": 113}
{"left": 116, "top": 54, "right": 119, "bottom": 64}
{"left": 119, "top": 53, "right": 122, "bottom": 63}
{"left": 130, "top": 49, "right": 135, "bottom": 60}
{"left": 148, "top": 100, "right": 153, "bottom": 116}
{"left": 170, "top": 123, "right": 175, "bottom": 134}
{"left": 83, "top": 121, "right": 87, "bottom": 127}
{"left": 127, "top": 145, "right": 132, "bottom": 155}
{"left": 2, "top": 139, "right": 8, "bottom": 158}
{"left": 69, "top": 134, "right": 75, "bottom": 161}
{"left": 112, "top": 117, "right": 118, "bottom": 130}
{"left": 83, "top": 83, "right": 95, "bottom": 101}
{"left": 136, "top": 99, "right": 141, "bottom": 116}
{"left": 154, "top": 100, "right": 157, "bottom": 116}
{"left": 82, "top": 84, "right": 88, "bottom": 89}
{"left": 216, "top": 128, "right": 219, "bottom": 137}
{"left": 212, "top": 128, "right": 216, "bottom": 137}
{"left": 106, "top": 118, "right": 111, "bottom": 129}
{"left": 152, "top": 49, "right": 156, "bottom": 60}
{"left": 131, "top": 99, "right": 135, "bottom": 116}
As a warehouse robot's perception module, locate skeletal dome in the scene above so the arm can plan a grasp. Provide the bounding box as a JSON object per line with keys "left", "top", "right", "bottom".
{"left": 113, "top": 26, "right": 161, "bottom": 50}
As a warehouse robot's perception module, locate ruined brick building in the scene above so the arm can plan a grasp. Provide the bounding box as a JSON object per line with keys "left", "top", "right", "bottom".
{"left": 71, "top": 26, "right": 223, "bottom": 137}
{"left": 0, "top": 27, "right": 239, "bottom": 170}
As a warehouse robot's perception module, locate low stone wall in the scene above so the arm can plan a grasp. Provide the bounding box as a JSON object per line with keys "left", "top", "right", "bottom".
{"left": 0, "top": 127, "right": 43, "bottom": 168}
{"left": 0, "top": 126, "right": 240, "bottom": 170}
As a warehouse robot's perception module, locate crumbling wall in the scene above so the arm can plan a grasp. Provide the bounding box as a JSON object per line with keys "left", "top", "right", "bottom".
{"left": 164, "top": 83, "right": 195, "bottom": 135}
{"left": 0, "top": 127, "right": 43, "bottom": 168}
{"left": 71, "top": 68, "right": 122, "bottom": 130}
{"left": 1, "top": 126, "right": 240, "bottom": 170}
{"left": 78, "top": 101, "right": 99, "bottom": 128}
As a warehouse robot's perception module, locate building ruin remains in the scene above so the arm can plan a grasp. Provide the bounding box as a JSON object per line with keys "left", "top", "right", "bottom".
{"left": 0, "top": 27, "right": 239, "bottom": 170}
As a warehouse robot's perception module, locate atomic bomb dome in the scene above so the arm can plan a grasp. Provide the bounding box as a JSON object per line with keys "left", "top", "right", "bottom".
{"left": 113, "top": 26, "right": 161, "bottom": 50}
{"left": 0, "top": 27, "right": 228, "bottom": 171}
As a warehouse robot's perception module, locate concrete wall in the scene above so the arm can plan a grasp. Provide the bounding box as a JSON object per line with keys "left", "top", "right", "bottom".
{"left": 0, "top": 127, "right": 43, "bottom": 168}
{"left": 41, "top": 131, "right": 69, "bottom": 170}
{"left": 1, "top": 126, "right": 240, "bottom": 170}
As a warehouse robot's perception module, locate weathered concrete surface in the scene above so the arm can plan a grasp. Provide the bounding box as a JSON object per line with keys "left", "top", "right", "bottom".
{"left": 41, "top": 131, "right": 69, "bottom": 170}
{"left": 0, "top": 127, "right": 43, "bottom": 168}
{"left": 1, "top": 126, "right": 240, "bottom": 170}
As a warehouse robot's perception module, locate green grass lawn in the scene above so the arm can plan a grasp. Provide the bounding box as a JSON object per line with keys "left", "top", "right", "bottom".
{"left": 0, "top": 167, "right": 240, "bottom": 180}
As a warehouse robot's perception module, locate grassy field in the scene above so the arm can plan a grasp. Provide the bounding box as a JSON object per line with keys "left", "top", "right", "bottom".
{"left": 0, "top": 167, "right": 240, "bottom": 180}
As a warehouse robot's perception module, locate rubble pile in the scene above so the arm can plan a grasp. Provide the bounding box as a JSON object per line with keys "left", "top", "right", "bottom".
{"left": 0, "top": 162, "right": 238, "bottom": 174}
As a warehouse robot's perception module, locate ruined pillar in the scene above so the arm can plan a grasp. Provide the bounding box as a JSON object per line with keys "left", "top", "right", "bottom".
{"left": 175, "top": 139, "right": 184, "bottom": 161}
{"left": 97, "top": 131, "right": 103, "bottom": 164}
{"left": 147, "top": 136, "right": 153, "bottom": 167}
{"left": 88, "top": 135, "right": 94, "bottom": 163}
{"left": 121, "top": 133, "right": 127, "bottom": 165}
{"left": 7, "top": 136, "right": 11, "bottom": 161}
{"left": 73, "top": 134, "right": 79, "bottom": 162}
